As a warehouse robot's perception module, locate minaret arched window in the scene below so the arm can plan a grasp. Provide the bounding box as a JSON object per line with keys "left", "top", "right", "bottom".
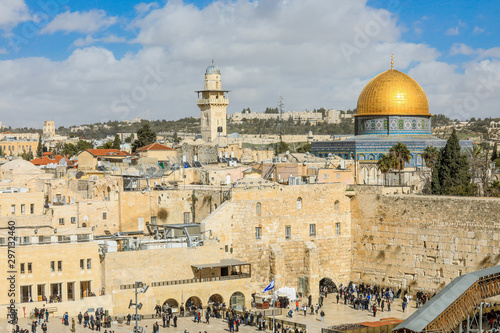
{"left": 256, "top": 202, "right": 261, "bottom": 215}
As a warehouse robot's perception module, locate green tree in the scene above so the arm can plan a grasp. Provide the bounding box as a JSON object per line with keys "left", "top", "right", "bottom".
{"left": 62, "top": 143, "right": 78, "bottom": 157}
{"left": 377, "top": 154, "right": 395, "bottom": 185}
{"left": 112, "top": 135, "right": 121, "bottom": 150}
{"left": 275, "top": 141, "right": 289, "bottom": 155}
{"left": 297, "top": 143, "right": 311, "bottom": 153}
{"left": 36, "top": 135, "right": 43, "bottom": 158}
{"left": 492, "top": 142, "right": 498, "bottom": 162}
{"left": 422, "top": 146, "right": 439, "bottom": 170}
{"left": 125, "top": 136, "right": 132, "bottom": 143}
{"left": 389, "top": 143, "right": 411, "bottom": 186}
{"left": 431, "top": 129, "right": 476, "bottom": 196}
{"left": 132, "top": 124, "right": 157, "bottom": 152}
{"left": 20, "top": 151, "right": 34, "bottom": 161}
{"left": 487, "top": 180, "right": 500, "bottom": 197}
{"left": 76, "top": 140, "right": 93, "bottom": 152}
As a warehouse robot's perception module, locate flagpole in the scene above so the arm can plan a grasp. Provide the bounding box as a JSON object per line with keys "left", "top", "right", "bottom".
{"left": 273, "top": 272, "right": 275, "bottom": 333}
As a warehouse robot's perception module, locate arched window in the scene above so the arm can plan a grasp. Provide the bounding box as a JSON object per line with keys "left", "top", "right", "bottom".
{"left": 334, "top": 200, "right": 340, "bottom": 211}
{"left": 256, "top": 202, "right": 261, "bottom": 215}
{"left": 297, "top": 197, "right": 302, "bottom": 210}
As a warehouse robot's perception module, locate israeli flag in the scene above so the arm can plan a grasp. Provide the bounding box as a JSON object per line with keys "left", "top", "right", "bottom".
{"left": 263, "top": 279, "right": 275, "bottom": 293}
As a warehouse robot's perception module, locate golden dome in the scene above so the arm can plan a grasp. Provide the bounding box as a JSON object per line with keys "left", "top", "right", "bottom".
{"left": 356, "top": 69, "right": 429, "bottom": 116}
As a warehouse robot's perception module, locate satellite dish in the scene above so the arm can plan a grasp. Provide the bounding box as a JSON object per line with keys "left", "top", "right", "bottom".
{"left": 59, "top": 158, "right": 67, "bottom": 166}
{"left": 83, "top": 216, "right": 88, "bottom": 222}
{"left": 76, "top": 171, "right": 84, "bottom": 179}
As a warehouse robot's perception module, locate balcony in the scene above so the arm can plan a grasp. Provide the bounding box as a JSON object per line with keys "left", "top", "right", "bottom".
{"left": 197, "top": 98, "right": 229, "bottom": 106}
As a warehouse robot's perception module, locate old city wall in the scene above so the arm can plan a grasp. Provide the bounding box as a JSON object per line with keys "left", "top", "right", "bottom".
{"left": 203, "top": 183, "right": 352, "bottom": 299}
{"left": 351, "top": 187, "right": 500, "bottom": 293}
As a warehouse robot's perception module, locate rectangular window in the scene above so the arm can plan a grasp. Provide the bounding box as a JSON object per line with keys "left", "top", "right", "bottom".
{"left": 80, "top": 259, "right": 84, "bottom": 270}
{"left": 23, "top": 236, "right": 30, "bottom": 244}
{"left": 103, "top": 212, "right": 107, "bottom": 220}
{"left": 21, "top": 204, "right": 25, "bottom": 214}
{"left": 335, "top": 222, "right": 341, "bottom": 235}
{"left": 309, "top": 224, "right": 316, "bottom": 236}
{"left": 87, "top": 259, "right": 91, "bottom": 269}
{"left": 11, "top": 204, "right": 15, "bottom": 215}
{"left": 71, "top": 217, "right": 77, "bottom": 224}
{"left": 183, "top": 212, "right": 191, "bottom": 223}
{"left": 50, "top": 261, "right": 55, "bottom": 272}
{"left": 30, "top": 204, "right": 34, "bottom": 214}
{"left": 20, "top": 263, "right": 25, "bottom": 274}
{"left": 27, "top": 263, "right": 32, "bottom": 274}
{"left": 58, "top": 218, "right": 64, "bottom": 225}
{"left": 57, "top": 260, "right": 62, "bottom": 272}
{"left": 255, "top": 227, "right": 262, "bottom": 239}
{"left": 285, "top": 226, "right": 291, "bottom": 239}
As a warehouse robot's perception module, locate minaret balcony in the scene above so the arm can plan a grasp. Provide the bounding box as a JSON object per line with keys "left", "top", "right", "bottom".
{"left": 197, "top": 98, "right": 229, "bottom": 105}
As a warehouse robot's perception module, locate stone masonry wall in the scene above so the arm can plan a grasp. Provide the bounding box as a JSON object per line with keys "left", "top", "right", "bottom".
{"left": 351, "top": 187, "right": 500, "bottom": 293}
{"left": 203, "top": 183, "right": 352, "bottom": 300}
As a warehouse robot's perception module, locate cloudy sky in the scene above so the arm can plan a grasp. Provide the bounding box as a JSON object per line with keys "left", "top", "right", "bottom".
{"left": 0, "top": 0, "right": 499, "bottom": 128}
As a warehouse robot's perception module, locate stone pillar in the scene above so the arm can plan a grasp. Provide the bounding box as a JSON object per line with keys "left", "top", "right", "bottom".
{"left": 269, "top": 244, "right": 285, "bottom": 289}
{"left": 305, "top": 241, "right": 320, "bottom": 302}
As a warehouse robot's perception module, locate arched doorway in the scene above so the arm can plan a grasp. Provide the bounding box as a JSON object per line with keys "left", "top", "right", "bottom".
{"left": 163, "top": 298, "right": 179, "bottom": 310}
{"left": 208, "top": 294, "right": 223, "bottom": 306}
{"left": 230, "top": 292, "right": 245, "bottom": 310}
{"left": 320, "top": 278, "right": 337, "bottom": 293}
{"left": 185, "top": 296, "right": 202, "bottom": 310}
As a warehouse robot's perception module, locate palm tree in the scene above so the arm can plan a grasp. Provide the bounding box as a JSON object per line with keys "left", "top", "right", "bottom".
{"left": 389, "top": 143, "right": 411, "bottom": 186}
{"left": 422, "top": 146, "right": 439, "bottom": 170}
{"left": 377, "top": 154, "right": 395, "bottom": 185}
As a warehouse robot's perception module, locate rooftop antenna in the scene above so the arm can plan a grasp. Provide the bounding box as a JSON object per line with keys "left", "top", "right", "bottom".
{"left": 391, "top": 54, "right": 394, "bottom": 70}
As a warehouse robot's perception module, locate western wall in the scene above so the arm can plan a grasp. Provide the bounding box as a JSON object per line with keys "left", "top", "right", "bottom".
{"left": 202, "top": 183, "right": 353, "bottom": 300}
{"left": 351, "top": 186, "right": 500, "bottom": 293}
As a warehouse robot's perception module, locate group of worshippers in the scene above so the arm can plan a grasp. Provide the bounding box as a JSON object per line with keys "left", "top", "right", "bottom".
{"left": 154, "top": 304, "right": 178, "bottom": 328}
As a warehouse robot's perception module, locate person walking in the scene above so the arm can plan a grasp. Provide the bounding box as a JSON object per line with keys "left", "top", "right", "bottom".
{"left": 320, "top": 310, "right": 325, "bottom": 322}
{"left": 78, "top": 312, "right": 83, "bottom": 325}
{"left": 387, "top": 301, "right": 391, "bottom": 312}
{"left": 336, "top": 293, "right": 340, "bottom": 304}
{"left": 381, "top": 300, "right": 385, "bottom": 312}
{"left": 41, "top": 322, "right": 47, "bottom": 333}
{"left": 373, "top": 305, "right": 377, "bottom": 317}
{"left": 302, "top": 305, "right": 307, "bottom": 316}
{"left": 173, "top": 315, "right": 177, "bottom": 328}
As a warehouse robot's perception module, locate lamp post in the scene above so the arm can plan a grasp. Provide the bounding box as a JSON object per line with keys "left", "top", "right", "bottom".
{"left": 128, "top": 282, "right": 149, "bottom": 333}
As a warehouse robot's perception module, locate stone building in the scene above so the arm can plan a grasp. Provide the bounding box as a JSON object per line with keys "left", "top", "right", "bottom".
{"left": 197, "top": 61, "right": 229, "bottom": 143}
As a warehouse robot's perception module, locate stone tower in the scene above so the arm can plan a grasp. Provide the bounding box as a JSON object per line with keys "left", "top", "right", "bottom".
{"left": 196, "top": 61, "right": 229, "bottom": 143}
{"left": 43, "top": 121, "right": 55, "bottom": 138}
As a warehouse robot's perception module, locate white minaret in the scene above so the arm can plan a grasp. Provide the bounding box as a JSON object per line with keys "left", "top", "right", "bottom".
{"left": 196, "top": 61, "right": 229, "bottom": 143}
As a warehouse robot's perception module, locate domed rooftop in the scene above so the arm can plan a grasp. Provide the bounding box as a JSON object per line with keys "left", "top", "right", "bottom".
{"left": 206, "top": 60, "right": 221, "bottom": 75}
{"left": 356, "top": 67, "right": 429, "bottom": 117}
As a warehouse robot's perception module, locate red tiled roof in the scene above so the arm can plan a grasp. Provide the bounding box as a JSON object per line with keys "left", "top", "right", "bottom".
{"left": 31, "top": 155, "right": 64, "bottom": 166}
{"left": 85, "top": 149, "right": 128, "bottom": 157}
{"left": 136, "top": 143, "right": 175, "bottom": 151}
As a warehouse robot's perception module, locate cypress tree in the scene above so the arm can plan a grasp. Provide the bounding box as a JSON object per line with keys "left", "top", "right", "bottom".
{"left": 431, "top": 129, "right": 476, "bottom": 196}
{"left": 36, "top": 135, "right": 43, "bottom": 158}
{"left": 492, "top": 142, "right": 498, "bottom": 162}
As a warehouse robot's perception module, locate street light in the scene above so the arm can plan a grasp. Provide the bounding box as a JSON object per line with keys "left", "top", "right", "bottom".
{"left": 128, "top": 281, "right": 149, "bottom": 333}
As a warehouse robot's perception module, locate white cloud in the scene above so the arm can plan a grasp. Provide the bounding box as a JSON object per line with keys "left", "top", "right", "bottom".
{"left": 135, "top": 2, "right": 159, "bottom": 14}
{"left": 450, "top": 43, "right": 476, "bottom": 56}
{"left": 73, "top": 35, "right": 127, "bottom": 47}
{"left": 40, "top": 10, "right": 117, "bottom": 35}
{"left": 446, "top": 20, "right": 467, "bottom": 36}
{"left": 0, "top": 0, "right": 32, "bottom": 30}
{"left": 0, "top": 0, "right": 498, "bottom": 128}
{"left": 473, "top": 26, "right": 485, "bottom": 34}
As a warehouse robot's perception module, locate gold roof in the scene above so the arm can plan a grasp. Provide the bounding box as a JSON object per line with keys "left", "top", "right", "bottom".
{"left": 356, "top": 69, "right": 429, "bottom": 116}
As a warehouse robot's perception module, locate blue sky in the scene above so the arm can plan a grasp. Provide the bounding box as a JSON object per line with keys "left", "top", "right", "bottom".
{"left": 0, "top": 0, "right": 499, "bottom": 127}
